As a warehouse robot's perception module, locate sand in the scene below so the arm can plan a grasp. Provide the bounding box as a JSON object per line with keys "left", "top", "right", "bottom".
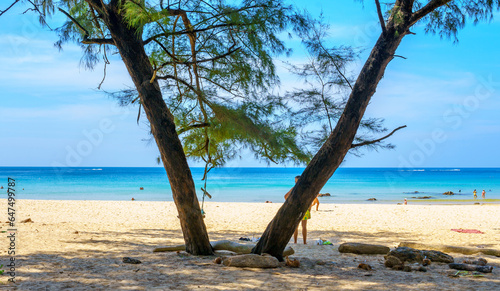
{"left": 1, "top": 199, "right": 499, "bottom": 290}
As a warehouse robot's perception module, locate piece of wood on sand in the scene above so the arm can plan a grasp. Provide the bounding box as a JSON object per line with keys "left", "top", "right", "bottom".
{"left": 338, "top": 242, "right": 390, "bottom": 255}
{"left": 222, "top": 254, "right": 279, "bottom": 268}
{"left": 448, "top": 263, "right": 493, "bottom": 273}
{"left": 153, "top": 240, "right": 294, "bottom": 256}
{"left": 399, "top": 242, "right": 500, "bottom": 257}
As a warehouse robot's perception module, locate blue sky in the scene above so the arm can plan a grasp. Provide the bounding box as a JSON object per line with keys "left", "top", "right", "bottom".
{"left": 1, "top": 1, "right": 499, "bottom": 168}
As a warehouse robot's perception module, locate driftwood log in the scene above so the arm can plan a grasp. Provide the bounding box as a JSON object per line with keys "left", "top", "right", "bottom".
{"left": 449, "top": 263, "right": 493, "bottom": 273}
{"left": 154, "top": 240, "right": 294, "bottom": 256}
{"left": 388, "top": 247, "right": 454, "bottom": 263}
{"left": 399, "top": 242, "right": 500, "bottom": 257}
{"left": 338, "top": 242, "right": 390, "bottom": 255}
{"left": 222, "top": 254, "right": 279, "bottom": 268}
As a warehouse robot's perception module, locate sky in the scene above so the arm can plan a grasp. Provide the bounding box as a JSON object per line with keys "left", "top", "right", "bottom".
{"left": 1, "top": 1, "right": 499, "bottom": 168}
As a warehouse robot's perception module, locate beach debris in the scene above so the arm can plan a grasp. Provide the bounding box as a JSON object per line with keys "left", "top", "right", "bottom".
{"left": 318, "top": 193, "right": 331, "bottom": 197}
{"left": 315, "top": 239, "right": 333, "bottom": 245}
{"left": 357, "top": 263, "right": 372, "bottom": 271}
{"left": 451, "top": 228, "right": 484, "bottom": 234}
{"left": 422, "top": 257, "right": 431, "bottom": 266}
{"left": 388, "top": 247, "right": 454, "bottom": 264}
{"left": 367, "top": 198, "right": 377, "bottom": 201}
{"left": 285, "top": 256, "right": 300, "bottom": 268}
{"left": 384, "top": 255, "right": 403, "bottom": 269}
{"left": 463, "top": 258, "right": 487, "bottom": 266}
{"left": 20, "top": 218, "right": 34, "bottom": 223}
{"left": 214, "top": 257, "right": 222, "bottom": 264}
{"left": 399, "top": 242, "right": 500, "bottom": 257}
{"left": 443, "top": 191, "right": 454, "bottom": 195}
{"left": 73, "top": 231, "right": 79, "bottom": 234}
{"left": 153, "top": 240, "right": 295, "bottom": 257}
{"left": 449, "top": 270, "right": 485, "bottom": 278}
{"left": 449, "top": 263, "right": 492, "bottom": 273}
{"left": 338, "top": 242, "right": 390, "bottom": 255}
{"left": 222, "top": 254, "right": 279, "bottom": 268}
{"left": 122, "top": 257, "right": 142, "bottom": 264}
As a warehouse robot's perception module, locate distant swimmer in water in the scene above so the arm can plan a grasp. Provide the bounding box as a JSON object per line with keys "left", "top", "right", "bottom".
{"left": 473, "top": 189, "right": 477, "bottom": 199}
{"left": 482, "top": 190, "right": 486, "bottom": 199}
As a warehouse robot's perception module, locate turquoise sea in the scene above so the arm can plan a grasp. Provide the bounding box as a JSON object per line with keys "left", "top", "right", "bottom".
{"left": 1, "top": 167, "right": 499, "bottom": 203}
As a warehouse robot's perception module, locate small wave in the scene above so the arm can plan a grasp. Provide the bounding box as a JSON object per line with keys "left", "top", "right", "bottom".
{"left": 398, "top": 169, "right": 425, "bottom": 172}
{"left": 92, "top": 168, "right": 103, "bottom": 171}
{"left": 430, "top": 169, "right": 460, "bottom": 172}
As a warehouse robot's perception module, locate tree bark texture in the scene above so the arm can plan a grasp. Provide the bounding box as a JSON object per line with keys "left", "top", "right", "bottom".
{"left": 98, "top": 2, "right": 213, "bottom": 255}
{"left": 252, "top": 11, "right": 412, "bottom": 261}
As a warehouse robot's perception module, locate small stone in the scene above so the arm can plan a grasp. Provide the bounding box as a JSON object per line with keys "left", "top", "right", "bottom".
{"left": 285, "top": 256, "right": 300, "bottom": 268}
{"left": 123, "top": 257, "right": 142, "bottom": 264}
{"left": 214, "top": 257, "right": 222, "bottom": 264}
{"left": 358, "top": 263, "right": 372, "bottom": 271}
{"left": 384, "top": 255, "right": 403, "bottom": 268}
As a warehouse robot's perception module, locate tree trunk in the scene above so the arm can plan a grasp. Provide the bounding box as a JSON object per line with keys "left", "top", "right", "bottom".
{"left": 101, "top": 4, "right": 213, "bottom": 255}
{"left": 252, "top": 20, "right": 409, "bottom": 261}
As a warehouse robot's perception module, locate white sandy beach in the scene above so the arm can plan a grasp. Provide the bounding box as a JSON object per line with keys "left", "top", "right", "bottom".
{"left": 1, "top": 200, "right": 499, "bottom": 290}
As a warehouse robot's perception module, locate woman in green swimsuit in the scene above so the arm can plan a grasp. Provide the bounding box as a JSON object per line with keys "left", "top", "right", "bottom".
{"left": 285, "top": 176, "right": 314, "bottom": 244}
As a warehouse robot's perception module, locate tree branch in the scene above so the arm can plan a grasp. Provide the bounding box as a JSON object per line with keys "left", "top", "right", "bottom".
{"left": 160, "top": 46, "right": 240, "bottom": 66}
{"left": 59, "top": 7, "right": 114, "bottom": 46}
{"left": 84, "top": 0, "right": 105, "bottom": 11}
{"left": 178, "top": 123, "right": 211, "bottom": 135}
{"left": 82, "top": 38, "right": 115, "bottom": 45}
{"left": 375, "top": 0, "right": 387, "bottom": 35}
{"left": 0, "top": 0, "right": 20, "bottom": 17}
{"left": 156, "top": 74, "right": 197, "bottom": 92}
{"left": 410, "top": 0, "right": 453, "bottom": 25}
{"left": 351, "top": 125, "right": 407, "bottom": 149}
{"left": 58, "top": 7, "right": 89, "bottom": 38}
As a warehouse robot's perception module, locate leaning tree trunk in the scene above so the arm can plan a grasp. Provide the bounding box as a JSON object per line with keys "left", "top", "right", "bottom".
{"left": 252, "top": 14, "right": 411, "bottom": 261}
{"left": 100, "top": 4, "right": 213, "bottom": 255}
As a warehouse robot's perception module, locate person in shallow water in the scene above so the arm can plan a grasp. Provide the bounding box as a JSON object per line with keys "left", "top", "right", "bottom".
{"left": 284, "top": 175, "right": 317, "bottom": 244}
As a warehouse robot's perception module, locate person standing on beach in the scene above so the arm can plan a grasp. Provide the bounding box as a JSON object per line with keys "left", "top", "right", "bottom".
{"left": 312, "top": 195, "right": 320, "bottom": 211}
{"left": 482, "top": 190, "right": 486, "bottom": 199}
{"left": 285, "top": 175, "right": 314, "bottom": 244}
{"left": 473, "top": 189, "right": 477, "bottom": 199}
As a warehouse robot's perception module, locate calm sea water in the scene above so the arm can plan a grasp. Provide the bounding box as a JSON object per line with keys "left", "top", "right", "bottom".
{"left": 1, "top": 167, "right": 499, "bottom": 203}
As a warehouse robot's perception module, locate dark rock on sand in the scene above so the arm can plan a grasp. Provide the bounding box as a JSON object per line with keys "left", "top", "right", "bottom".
{"left": 123, "top": 257, "right": 142, "bottom": 264}
{"left": 338, "top": 242, "right": 390, "bottom": 255}
{"left": 443, "top": 191, "right": 454, "bottom": 195}
{"left": 388, "top": 247, "right": 454, "bottom": 264}
{"left": 367, "top": 198, "right": 377, "bottom": 201}
{"left": 384, "top": 255, "right": 403, "bottom": 269}
{"left": 318, "top": 193, "right": 331, "bottom": 197}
